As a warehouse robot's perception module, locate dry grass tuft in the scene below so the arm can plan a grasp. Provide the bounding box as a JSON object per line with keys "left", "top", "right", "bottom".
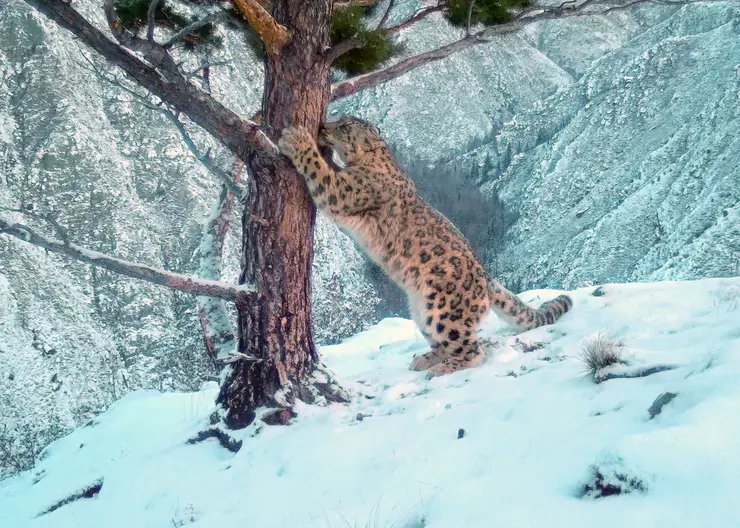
{"left": 580, "top": 333, "right": 626, "bottom": 381}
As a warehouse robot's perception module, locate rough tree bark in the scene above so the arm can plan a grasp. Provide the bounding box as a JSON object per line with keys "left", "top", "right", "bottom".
{"left": 216, "top": 0, "right": 344, "bottom": 429}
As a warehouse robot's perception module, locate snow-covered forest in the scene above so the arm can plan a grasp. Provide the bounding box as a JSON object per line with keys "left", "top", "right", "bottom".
{"left": 1, "top": 0, "right": 738, "bottom": 525}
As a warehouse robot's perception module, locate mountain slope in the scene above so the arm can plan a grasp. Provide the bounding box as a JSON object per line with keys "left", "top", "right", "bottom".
{"left": 2, "top": 277, "right": 739, "bottom": 527}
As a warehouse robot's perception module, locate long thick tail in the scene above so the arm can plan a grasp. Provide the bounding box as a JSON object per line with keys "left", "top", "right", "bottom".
{"left": 487, "top": 279, "right": 573, "bottom": 330}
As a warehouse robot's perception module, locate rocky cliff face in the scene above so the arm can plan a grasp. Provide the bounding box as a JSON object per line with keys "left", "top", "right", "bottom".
{"left": 336, "top": 0, "right": 739, "bottom": 290}
{"left": 1, "top": 0, "right": 737, "bottom": 475}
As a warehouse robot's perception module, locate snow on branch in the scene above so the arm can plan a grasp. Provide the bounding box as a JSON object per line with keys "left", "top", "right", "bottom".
{"left": 196, "top": 159, "right": 245, "bottom": 365}
{"left": 0, "top": 217, "right": 255, "bottom": 301}
{"left": 331, "top": 0, "right": 721, "bottom": 100}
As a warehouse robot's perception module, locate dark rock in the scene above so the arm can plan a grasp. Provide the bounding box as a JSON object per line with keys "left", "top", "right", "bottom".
{"left": 648, "top": 392, "right": 677, "bottom": 419}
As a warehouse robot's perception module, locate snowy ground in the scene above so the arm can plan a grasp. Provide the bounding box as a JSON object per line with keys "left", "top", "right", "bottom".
{"left": 2, "top": 277, "right": 740, "bottom": 527}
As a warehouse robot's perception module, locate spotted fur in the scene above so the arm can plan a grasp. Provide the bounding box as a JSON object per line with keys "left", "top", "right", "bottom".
{"left": 279, "top": 116, "right": 573, "bottom": 377}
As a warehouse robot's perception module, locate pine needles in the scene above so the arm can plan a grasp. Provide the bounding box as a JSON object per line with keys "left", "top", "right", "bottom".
{"left": 330, "top": 6, "right": 404, "bottom": 75}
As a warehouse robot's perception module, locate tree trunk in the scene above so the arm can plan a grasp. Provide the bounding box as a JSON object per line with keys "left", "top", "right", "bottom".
{"left": 216, "top": 0, "right": 345, "bottom": 429}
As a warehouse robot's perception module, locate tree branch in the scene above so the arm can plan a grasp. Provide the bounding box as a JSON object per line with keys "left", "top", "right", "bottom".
{"left": 200, "top": 57, "right": 212, "bottom": 93}
{"left": 466, "top": 0, "right": 476, "bottom": 35}
{"left": 164, "top": 11, "right": 221, "bottom": 48}
{"left": 377, "top": 0, "right": 396, "bottom": 29}
{"left": 25, "top": 0, "right": 277, "bottom": 165}
{"left": 513, "top": 0, "right": 580, "bottom": 21}
{"left": 332, "top": 0, "right": 718, "bottom": 100}
{"left": 76, "top": 50, "right": 250, "bottom": 201}
{"left": 0, "top": 218, "right": 255, "bottom": 301}
{"left": 103, "top": 0, "right": 181, "bottom": 77}
{"left": 0, "top": 205, "right": 69, "bottom": 245}
{"left": 146, "top": 0, "right": 161, "bottom": 41}
{"left": 186, "top": 60, "right": 232, "bottom": 77}
{"left": 334, "top": 0, "right": 378, "bottom": 9}
{"left": 386, "top": 5, "right": 445, "bottom": 34}
{"left": 325, "top": 35, "right": 366, "bottom": 65}
{"left": 164, "top": 116, "right": 249, "bottom": 202}
{"left": 230, "top": 0, "right": 290, "bottom": 56}
{"left": 197, "top": 158, "right": 244, "bottom": 365}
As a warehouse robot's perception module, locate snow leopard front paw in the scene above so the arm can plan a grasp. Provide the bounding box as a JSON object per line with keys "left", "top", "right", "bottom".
{"left": 278, "top": 126, "right": 315, "bottom": 165}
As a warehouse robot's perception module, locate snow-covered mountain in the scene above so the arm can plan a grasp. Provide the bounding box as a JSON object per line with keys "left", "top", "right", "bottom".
{"left": 337, "top": 0, "right": 740, "bottom": 289}
{"left": 2, "top": 277, "right": 739, "bottom": 527}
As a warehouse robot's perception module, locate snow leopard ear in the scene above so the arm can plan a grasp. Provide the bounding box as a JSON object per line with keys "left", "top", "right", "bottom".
{"left": 321, "top": 145, "right": 346, "bottom": 170}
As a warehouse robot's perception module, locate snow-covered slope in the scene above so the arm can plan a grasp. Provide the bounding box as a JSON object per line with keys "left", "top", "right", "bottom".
{"left": 2, "top": 277, "right": 739, "bottom": 527}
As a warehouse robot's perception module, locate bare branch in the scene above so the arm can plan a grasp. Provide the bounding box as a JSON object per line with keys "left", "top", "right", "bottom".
{"left": 164, "top": 12, "right": 221, "bottom": 48}
{"left": 230, "top": 0, "right": 291, "bottom": 56}
{"left": 0, "top": 218, "right": 255, "bottom": 301}
{"left": 103, "top": 0, "right": 181, "bottom": 77}
{"left": 200, "top": 58, "right": 212, "bottom": 93}
{"left": 164, "top": 114, "right": 249, "bottom": 201}
{"left": 0, "top": 205, "right": 69, "bottom": 244}
{"left": 187, "top": 60, "right": 232, "bottom": 77}
{"left": 466, "top": 0, "right": 476, "bottom": 35}
{"left": 386, "top": 5, "right": 445, "bottom": 34}
{"left": 146, "top": 0, "right": 161, "bottom": 41}
{"left": 513, "top": 0, "right": 580, "bottom": 21}
{"left": 333, "top": 0, "right": 718, "bottom": 100}
{"left": 377, "top": 0, "right": 396, "bottom": 28}
{"left": 25, "top": 0, "right": 277, "bottom": 164}
{"left": 334, "top": 0, "right": 378, "bottom": 9}
{"left": 325, "top": 35, "right": 366, "bottom": 65}
{"left": 77, "top": 51, "right": 250, "bottom": 202}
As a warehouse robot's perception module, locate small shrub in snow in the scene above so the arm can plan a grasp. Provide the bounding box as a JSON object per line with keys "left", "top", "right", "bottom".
{"left": 325, "top": 509, "right": 426, "bottom": 528}
{"left": 579, "top": 333, "right": 626, "bottom": 381}
{"left": 513, "top": 338, "right": 545, "bottom": 353}
{"left": 38, "top": 479, "right": 103, "bottom": 516}
{"left": 580, "top": 464, "right": 647, "bottom": 499}
{"left": 0, "top": 423, "right": 66, "bottom": 480}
